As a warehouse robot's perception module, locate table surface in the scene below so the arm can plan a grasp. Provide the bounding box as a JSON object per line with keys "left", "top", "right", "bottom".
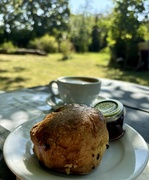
{"left": 0, "top": 78, "right": 149, "bottom": 180}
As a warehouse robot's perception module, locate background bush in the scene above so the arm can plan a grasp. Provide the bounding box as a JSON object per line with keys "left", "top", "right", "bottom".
{"left": 0, "top": 41, "right": 17, "bottom": 53}
{"left": 59, "top": 39, "right": 74, "bottom": 59}
{"left": 29, "top": 34, "right": 59, "bottom": 53}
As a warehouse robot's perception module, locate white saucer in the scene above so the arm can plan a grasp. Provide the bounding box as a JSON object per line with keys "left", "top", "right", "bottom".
{"left": 46, "top": 95, "right": 106, "bottom": 109}
{"left": 3, "top": 116, "right": 149, "bottom": 180}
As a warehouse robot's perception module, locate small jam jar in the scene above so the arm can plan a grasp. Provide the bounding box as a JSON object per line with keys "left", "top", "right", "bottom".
{"left": 94, "top": 99, "right": 125, "bottom": 141}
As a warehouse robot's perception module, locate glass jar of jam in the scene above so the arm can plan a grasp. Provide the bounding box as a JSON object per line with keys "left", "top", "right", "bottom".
{"left": 94, "top": 99, "right": 125, "bottom": 141}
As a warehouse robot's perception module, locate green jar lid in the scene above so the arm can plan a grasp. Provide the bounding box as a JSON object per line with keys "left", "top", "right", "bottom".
{"left": 94, "top": 99, "right": 124, "bottom": 122}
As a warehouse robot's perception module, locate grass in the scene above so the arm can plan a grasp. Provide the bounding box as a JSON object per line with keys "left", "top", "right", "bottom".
{"left": 0, "top": 52, "right": 149, "bottom": 91}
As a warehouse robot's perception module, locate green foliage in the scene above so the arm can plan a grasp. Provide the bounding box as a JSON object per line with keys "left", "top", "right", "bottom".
{"left": 108, "top": 0, "right": 148, "bottom": 67}
{"left": 69, "top": 14, "right": 92, "bottom": 52}
{"left": 0, "top": 0, "right": 148, "bottom": 65}
{"left": 91, "top": 14, "right": 110, "bottom": 51}
{"left": 0, "top": 0, "right": 70, "bottom": 46}
{"left": 11, "top": 29, "right": 34, "bottom": 48}
{"left": 0, "top": 41, "right": 17, "bottom": 53}
{"left": 29, "top": 34, "right": 58, "bottom": 53}
{"left": 109, "top": 1, "right": 145, "bottom": 43}
{"left": 70, "top": 12, "right": 110, "bottom": 53}
{"left": 59, "top": 39, "right": 74, "bottom": 59}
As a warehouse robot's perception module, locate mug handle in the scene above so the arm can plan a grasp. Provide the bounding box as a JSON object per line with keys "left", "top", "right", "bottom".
{"left": 49, "top": 80, "right": 59, "bottom": 96}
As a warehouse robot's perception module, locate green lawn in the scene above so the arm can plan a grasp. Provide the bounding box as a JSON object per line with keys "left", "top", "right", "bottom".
{"left": 0, "top": 53, "right": 149, "bottom": 91}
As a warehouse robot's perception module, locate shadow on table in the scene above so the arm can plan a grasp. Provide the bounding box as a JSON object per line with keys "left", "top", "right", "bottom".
{"left": 102, "top": 81, "right": 149, "bottom": 143}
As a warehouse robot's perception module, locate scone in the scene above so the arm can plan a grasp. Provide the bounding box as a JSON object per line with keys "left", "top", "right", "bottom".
{"left": 30, "top": 104, "right": 109, "bottom": 174}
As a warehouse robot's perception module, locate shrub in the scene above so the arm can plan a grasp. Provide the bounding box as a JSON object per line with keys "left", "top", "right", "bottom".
{"left": 29, "top": 34, "right": 58, "bottom": 53}
{"left": 0, "top": 41, "right": 17, "bottom": 53}
{"left": 59, "top": 39, "right": 74, "bottom": 60}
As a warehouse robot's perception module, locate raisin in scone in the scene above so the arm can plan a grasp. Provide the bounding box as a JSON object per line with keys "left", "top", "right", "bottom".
{"left": 30, "top": 104, "right": 109, "bottom": 174}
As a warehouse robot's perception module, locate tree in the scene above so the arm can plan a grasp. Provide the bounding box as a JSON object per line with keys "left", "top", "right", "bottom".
{"left": 0, "top": 0, "right": 70, "bottom": 47}
{"left": 90, "top": 24, "right": 100, "bottom": 52}
{"left": 0, "top": 0, "right": 23, "bottom": 43}
{"left": 69, "top": 0, "right": 94, "bottom": 52}
{"left": 21, "top": 0, "right": 70, "bottom": 36}
{"left": 108, "top": 0, "right": 149, "bottom": 68}
{"left": 89, "top": 12, "right": 112, "bottom": 52}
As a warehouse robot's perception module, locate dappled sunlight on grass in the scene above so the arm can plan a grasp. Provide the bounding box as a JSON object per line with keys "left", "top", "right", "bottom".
{"left": 0, "top": 53, "right": 148, "bottom": 91}
{"left": 105, "top": 67, "right": 149, "bottom": 86}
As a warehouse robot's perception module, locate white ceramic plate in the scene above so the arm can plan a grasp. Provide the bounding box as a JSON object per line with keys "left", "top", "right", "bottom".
{"left": 4, "top": 116, "right": 149, "bottom": 180}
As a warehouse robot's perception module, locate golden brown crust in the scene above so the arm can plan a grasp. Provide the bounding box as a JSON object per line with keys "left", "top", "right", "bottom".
{"left": 30, "top": 104, "right": 109, "bottom": 174}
